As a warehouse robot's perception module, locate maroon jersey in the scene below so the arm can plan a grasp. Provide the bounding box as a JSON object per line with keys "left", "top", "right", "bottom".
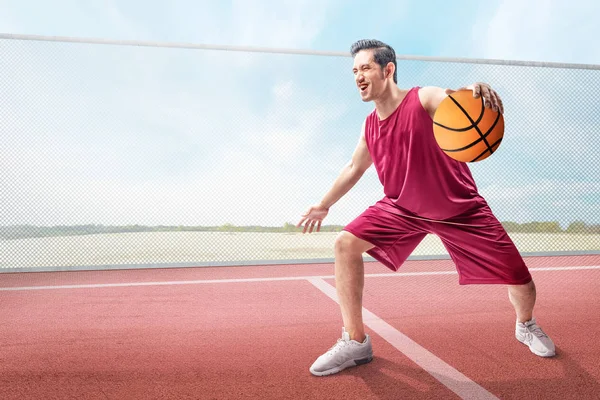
{"left": 364, "top": 87, "right": 487, "bottom": 220}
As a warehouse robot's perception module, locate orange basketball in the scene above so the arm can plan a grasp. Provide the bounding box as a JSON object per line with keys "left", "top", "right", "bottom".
{"left": 432, "top": 90, "right": 504, "bottom": 162}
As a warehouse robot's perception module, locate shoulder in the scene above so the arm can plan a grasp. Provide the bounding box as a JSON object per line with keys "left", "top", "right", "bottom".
{"left": 367, "top": 108, "right": 378, "bottom": 120}
{"left": 417, "top": 86, "right": 448, "bottom": 117}
{"left": 363, "top": 109, "right": 377, "bottom": 128}
{"left": 360, "top": 109, "right": 379, "bottom": 142}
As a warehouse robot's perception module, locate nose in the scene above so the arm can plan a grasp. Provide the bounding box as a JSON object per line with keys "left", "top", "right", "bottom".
{"left": 356, "top": 73, "right": 365, "bottom": 84}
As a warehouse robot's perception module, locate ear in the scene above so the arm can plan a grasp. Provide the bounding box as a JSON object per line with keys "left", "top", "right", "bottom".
{"left": 385, "top": 62, "right": 395, "bottom": 80}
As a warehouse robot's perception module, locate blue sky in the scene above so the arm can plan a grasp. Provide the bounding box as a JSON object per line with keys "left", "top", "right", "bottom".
{"left": 1, "top": 0, "right": 599, "bottom": 227}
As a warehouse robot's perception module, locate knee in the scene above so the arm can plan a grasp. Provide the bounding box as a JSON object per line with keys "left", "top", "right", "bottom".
{"left": 334, "top": 231, "right": 362, "bottom": 257}
{"left": 510, "top": 279, "right": 536, "bottom": 295}
{"left": 523, "top": 279, "right": 536, "bottom": 291}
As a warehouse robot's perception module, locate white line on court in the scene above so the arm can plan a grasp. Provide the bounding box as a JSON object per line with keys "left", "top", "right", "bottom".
{"left": 307, "top": 277, "right": 499, "bottom": 400}
{"left": 0, "top": 265, "right": 598, "bottom": 291}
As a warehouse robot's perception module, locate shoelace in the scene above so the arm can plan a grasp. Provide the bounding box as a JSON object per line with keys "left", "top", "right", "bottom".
{"left": 528, "top": 324, "right": 548, "bottom": 338}
{"left": 326, "top": 338, "right": 350, "bottom": 356}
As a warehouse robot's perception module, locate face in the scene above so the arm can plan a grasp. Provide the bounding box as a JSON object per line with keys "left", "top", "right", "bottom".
{"left": 352, "top": 49, "right": 392, "bottom": 102}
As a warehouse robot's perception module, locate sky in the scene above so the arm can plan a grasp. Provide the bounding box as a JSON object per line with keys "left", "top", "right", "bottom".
{"left": 0, "top": 0, "right": 599, "bottom": 228}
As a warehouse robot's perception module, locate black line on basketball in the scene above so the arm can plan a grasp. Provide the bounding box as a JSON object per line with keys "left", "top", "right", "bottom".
{"left": 470, "top": 137, "right": 503, "bottom": 162}
{"left": 470, "top": 149, "right": 489, "bottom": 162}
{"left": 433, "top": 121, "right": 473, "bottom": 132}
{"left": 440, "top": 111, "right": 501, "bottom": 152}
{"left": 433, "top": 94, "right": 487, "bottom": 132}
{"left": 489, "top": 136, "right": 503, "bottom": 151}
{"left": 448, "top": 95, "right": 492, "bottom": 153}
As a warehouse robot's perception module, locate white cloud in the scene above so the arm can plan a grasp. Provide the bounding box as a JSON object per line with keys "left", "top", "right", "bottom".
{"left": 228, "top": 0, "right": 331, "bottom": 48}
{"left": 472, "top": 0, "right": 600, "bottom": 64}
{"left": 272, "top": 81, "right": 295, "bottom": 101}
{"left": 0, "top": 2, "right": 363, "bottom": 227}
{"left": 5, "top": 1, "right": 597, "bottom": 230}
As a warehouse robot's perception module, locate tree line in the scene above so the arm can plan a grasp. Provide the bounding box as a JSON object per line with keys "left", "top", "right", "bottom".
{"left": 1, "top": 220, "right": 599, "bottom": 240}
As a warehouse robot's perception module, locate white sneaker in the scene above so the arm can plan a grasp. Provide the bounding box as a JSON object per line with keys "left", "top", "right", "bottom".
{"left": 309, "top": 327, "right": 373, "bottom": 376}
{"left": 516, "top": 318, "right": 556, "bottom": 357}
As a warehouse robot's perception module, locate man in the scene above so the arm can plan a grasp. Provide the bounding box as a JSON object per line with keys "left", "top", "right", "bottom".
{"left": 297, "top": 39, "right": 555, "bottom": 377}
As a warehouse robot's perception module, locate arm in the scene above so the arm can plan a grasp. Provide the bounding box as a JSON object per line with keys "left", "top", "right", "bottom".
{"left": 297, "top": 121, "right": 373, "bottom": 233}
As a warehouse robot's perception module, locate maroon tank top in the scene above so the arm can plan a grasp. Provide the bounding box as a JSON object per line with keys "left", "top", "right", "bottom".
{"left": 364, "top": 86, "right": 487, "bottom": 220}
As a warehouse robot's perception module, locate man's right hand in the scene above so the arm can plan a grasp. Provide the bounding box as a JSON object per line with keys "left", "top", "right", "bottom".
{"left": 296, "top": 205, "right": 329, "bottom": 234}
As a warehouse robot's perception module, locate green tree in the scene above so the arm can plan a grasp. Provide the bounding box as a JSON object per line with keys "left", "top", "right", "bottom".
{"left": 283, "top": 222, "right": 297, "bottom": 232}
{"left": 218, "top": 223, "right": 236, "bottom": 232}
{"left": 567, "top": 220, "right": 588, "bottom": 233}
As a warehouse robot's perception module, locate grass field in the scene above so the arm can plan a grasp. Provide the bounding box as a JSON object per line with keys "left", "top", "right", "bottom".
{"left": 1, "top": 231, "right": 599, "bottom": 271}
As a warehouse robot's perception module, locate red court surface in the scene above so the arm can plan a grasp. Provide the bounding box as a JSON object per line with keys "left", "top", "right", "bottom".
{"left": 1, "top": 255, "right": 599, "bottom": 399}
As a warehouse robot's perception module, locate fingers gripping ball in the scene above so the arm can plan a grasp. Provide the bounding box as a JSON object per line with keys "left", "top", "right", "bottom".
{"left": 433, "top": 90, "right": 504, "bottom": 162}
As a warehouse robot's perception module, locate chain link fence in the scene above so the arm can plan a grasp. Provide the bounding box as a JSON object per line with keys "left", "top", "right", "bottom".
{"left": 1, "top": 35, "right": 599, "bottom": 272}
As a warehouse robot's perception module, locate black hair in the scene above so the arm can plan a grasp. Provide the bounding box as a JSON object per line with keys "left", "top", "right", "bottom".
{"left": 350, "top": 39, "right": 397, "bottom": 83}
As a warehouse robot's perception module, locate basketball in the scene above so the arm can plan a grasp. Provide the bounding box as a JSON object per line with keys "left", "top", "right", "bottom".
{"left": 432, "top": 90, "right": 504, "bottom": 162}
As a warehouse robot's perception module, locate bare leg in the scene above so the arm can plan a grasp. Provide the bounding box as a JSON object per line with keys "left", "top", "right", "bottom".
{"left": 334, "top": 231, "right": 374, "bottom": 342}
{"left": 508, "top": 279, "right": 536, "bottom": 323}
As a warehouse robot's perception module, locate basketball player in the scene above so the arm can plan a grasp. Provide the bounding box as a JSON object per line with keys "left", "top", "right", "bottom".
{"left": 297, "top": 39, "right": 556, "bottom": 377}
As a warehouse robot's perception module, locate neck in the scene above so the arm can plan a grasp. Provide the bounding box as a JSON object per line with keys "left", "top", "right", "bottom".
{"left": 374, "top": 85, "right": 408, "bottom": 120}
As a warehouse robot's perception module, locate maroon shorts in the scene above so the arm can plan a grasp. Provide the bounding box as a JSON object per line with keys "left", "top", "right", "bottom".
{"left": 343, "top": 202, "right": 532, "bottom": 285}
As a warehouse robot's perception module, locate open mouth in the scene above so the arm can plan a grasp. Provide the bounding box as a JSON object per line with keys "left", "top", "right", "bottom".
{"left": 359, "top": 84, "right": 369, "bottom": 93}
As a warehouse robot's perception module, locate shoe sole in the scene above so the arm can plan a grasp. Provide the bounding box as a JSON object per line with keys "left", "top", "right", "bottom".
{"left": 310, "top": 356, "right": 373, "bottom": 376}
{"left": 516, "top": 336, "right": 556, "bottom": 357}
